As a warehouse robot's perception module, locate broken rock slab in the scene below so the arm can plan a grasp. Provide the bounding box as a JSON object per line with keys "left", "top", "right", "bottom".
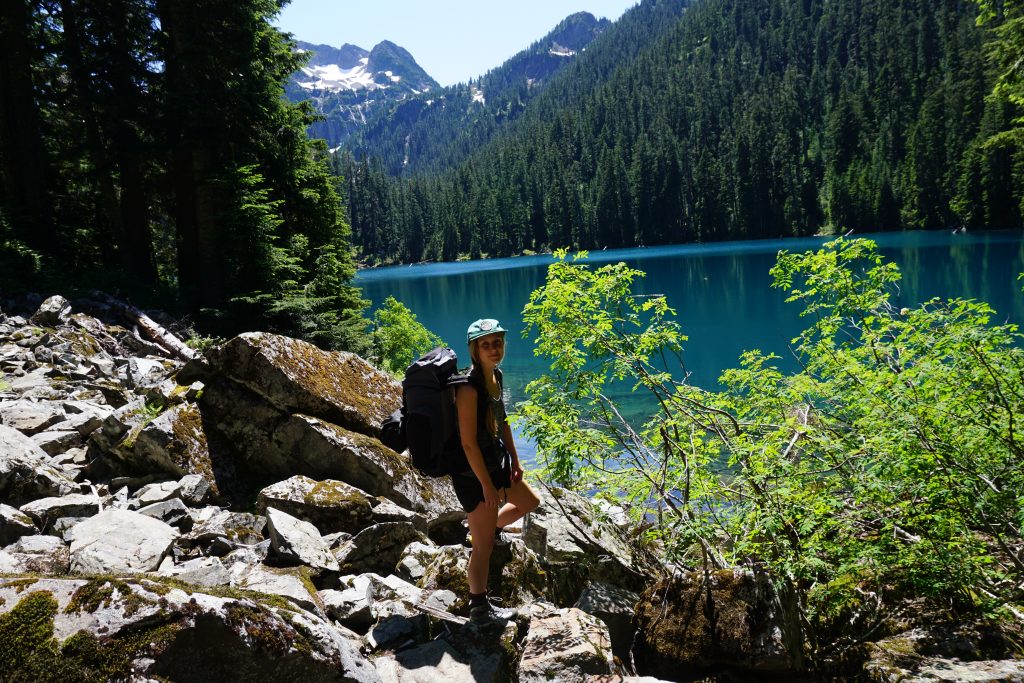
{"left": 518, "top": 605, "right": 614, "bottom": 683}
{"left": 0, "top": 398, "right": 66, "bottom": 434}
{"left": 0, "top": 534, "right": 70, "bottom": 573}
{"left": 266, "top": 506, "right": 340, "bottom": 572}
{"left": 0, "top": 503, "right": 38, "bottom": 545}
{"left": 0, "top": 424, "right": 76, "bottom": 505}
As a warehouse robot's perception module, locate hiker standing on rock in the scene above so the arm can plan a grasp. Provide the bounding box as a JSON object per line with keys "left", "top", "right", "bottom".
{"left": 451, "top": 318, "right": 540, "bottom": 623}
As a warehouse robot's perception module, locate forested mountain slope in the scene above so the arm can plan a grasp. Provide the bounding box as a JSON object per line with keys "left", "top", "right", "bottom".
{"left": 346, "top": 11, "right": 614, "bottom": 176}
{"left": 342, "top": 0, "right": 1023, "bottom": 264}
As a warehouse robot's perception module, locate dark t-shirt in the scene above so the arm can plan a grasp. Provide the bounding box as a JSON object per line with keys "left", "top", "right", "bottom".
{"left": 448, "top": 366, "right": 506, "bottom": 473}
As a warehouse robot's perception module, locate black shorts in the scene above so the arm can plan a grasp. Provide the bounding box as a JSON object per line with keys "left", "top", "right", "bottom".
{"left": 450, "top": 453, "right": 512, "bottom": 513}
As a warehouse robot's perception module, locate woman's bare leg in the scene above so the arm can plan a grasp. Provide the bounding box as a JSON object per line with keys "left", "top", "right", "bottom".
{"left": 496, "top": 479, "right": 541, "bottom": 529}
{"left": 466, "top": 501, "right": 499, "bottom": 593}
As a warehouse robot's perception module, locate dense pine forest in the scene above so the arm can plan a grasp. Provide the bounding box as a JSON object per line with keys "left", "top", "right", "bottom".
{"left": 0, "top": 0, "right": 368, "bottom": 351}
{"left": 341, "top": 0, "right": 1024, "bottom": 265}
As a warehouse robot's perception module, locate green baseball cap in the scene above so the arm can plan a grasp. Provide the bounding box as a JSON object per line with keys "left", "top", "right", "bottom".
{"left": 467, "top": 318, "right": 507, "bottom": 343}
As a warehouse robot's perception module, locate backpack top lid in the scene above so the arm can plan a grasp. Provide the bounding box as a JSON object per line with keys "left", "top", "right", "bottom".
{"left": 405, "top": 346, "right": 457, "bottom": 378}
{"left": 402, "top": 346, "right": 462, "bottom": 478}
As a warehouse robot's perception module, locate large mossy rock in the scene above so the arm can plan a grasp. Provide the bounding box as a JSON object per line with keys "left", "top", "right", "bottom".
{"left": 632, "top": 569, "right": 801, "bottom": 680}
{"left": 132, "top": 403, "right": 217, "bottom": 487}
{"left": 205, "top": 332, "right": 401, "bottom": 437}
{"left": 200, "top": 376, "right": 460, "bottom": 519}
{"left": 0, "top": 576, "right": 380, "bottom": 683}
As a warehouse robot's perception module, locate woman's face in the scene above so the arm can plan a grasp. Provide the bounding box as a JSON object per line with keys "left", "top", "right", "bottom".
{"left": 473, "top": 333, "right": 506, "bottom": 368}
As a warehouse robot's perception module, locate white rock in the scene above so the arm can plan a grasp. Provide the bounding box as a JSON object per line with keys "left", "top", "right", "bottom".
{"left": 158, "top": 556, "right": 232, "bottom": 587}
{"left": 134, "top": 480, "right": 181, "bottom": 506}
{"left": 30, "top": 429, "right": 81, "bottom": 456}
{"left": 397, "top": 541, "right": 441, "bottom": 583}
{"left": 69, "top": 509, "right": 179, "bottom": 574}
{"left": 0, "top": 534, "right": 69, "bottom": 573}
{"left": 266, "top": 506, "right": 339, "bottom": 572}
{"left": 178, "top": 473, "right": 211, "bottom": 505}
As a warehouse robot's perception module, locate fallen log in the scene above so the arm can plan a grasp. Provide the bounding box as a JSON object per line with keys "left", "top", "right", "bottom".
{"left": 88, "top": 291, "right": 197, "bottom": 362}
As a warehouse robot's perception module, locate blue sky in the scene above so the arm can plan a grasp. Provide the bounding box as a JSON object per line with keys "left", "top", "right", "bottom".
{"left": 274, "top": 1, "right": 639, "bottom": 86}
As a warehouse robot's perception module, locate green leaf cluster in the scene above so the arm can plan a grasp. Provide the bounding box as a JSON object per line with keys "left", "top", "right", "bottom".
{"left": 519, "top": 239, "right": 1024, "bottom": 664}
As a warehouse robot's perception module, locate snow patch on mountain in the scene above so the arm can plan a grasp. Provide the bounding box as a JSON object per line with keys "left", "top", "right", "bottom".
{"left": 297, "top": 59, "right": 378, "bottom": 91}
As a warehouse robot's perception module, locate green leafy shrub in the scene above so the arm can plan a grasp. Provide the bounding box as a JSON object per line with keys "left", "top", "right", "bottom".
{"left": 519, "top": 240, "right": 1024, "bottom": 666}
{"left": 371, "top": 296, "right": 446, "bottom": 376}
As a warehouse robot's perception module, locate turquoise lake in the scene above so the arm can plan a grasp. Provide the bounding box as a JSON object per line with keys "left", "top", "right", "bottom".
{"left": 356, "top": 230, "right": 1024, "bottom": 464}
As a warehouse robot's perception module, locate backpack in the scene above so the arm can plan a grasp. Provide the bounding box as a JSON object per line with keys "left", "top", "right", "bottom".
{"left": 384, "top": 346, "right": 464, "bottom": 477}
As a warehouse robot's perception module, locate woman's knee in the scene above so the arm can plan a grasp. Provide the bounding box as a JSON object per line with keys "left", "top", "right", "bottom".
{"left": 512, "top": 481, "right": 540, "bottom": 513}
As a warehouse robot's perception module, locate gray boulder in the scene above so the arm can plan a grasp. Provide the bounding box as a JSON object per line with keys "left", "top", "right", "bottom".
{"left": 865, "top": 625, "right": 1024, "bottom": 683}
{"left": 334, "top": 522, "right": 426, "bottom": 576}
{"left": 157, "top": 556, "right": 232, "bottom": 587}
{"left": 266, "top": 506, "right": 340, "bottom": 572}
{"left": 524, "top": 486, "right": 656, "bottom": 604}
{"left": 183, "top": 507, "right": 265, "bottom": 555}
{"left": 518, "top": 605, "right": 614, "bottom": 683}
{"left": 205, "top": 332, "right": 401, "bottom": 437}
{"left": 61, "top": 400, "right": 112, "bottom": 434}
{"left": 0, "top": 577, "right": 380, "bottom": 683}
{"left": 373, "top": 619, "right": 519, "bottom": 683}
{"left": 0, "top": 424, "right": 75, "bottom": 505}
{"left": 320, "top": 576, "right": 374, "bottom": 630}
{"left": 68, "top": 509, "right": 179, "bottom": 574}
{"left": 30, "top": 428, "right": 82, "bottom": 456}
{"left": 134, "top": 479, "right": 182, "bottom": 506}
{"left": 122, "top": 403, "right": 219, "bottom": 496}
{"left": 137, "top": 498, "right": 192, "bottom": 529}
{"left": 178, "top": 472, "right": 212, "bottom": 505}
{"left": 0, "top": 503, "right": 37, "bottom": 545}
{"left": 257, "top": 475, "right": 375, "bottom": 535}
{"left": 128, "top": 357, "right": 173, "bottom": 387}
{"left": 232, "top": 564, "right": 324, "bottom": 616}
{"left": 202, "top": 378, "right": 460, "bottom": 521}
{"left": 396, "top": 541, "right": 442, "bottom": 583}
{"left": 20, "top": 493, "right": 103, "bottom": 528}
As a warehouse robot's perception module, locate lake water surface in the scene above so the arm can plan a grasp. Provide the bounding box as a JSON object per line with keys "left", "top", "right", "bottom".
{"left": 357, "top": 230, "right": 1024, "bottom": 463}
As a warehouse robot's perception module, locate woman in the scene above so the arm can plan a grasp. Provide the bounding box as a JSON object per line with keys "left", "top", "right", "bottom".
{"left": 451, "top": 318, "right": 540, "bottom": 623}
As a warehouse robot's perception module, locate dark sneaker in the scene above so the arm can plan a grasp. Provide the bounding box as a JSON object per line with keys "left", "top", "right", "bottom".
{"left": 469, "top": 598, "right": 518, "bottom": 624}
{"left": 493, "top": 528, "right": 515, "bottom": 546}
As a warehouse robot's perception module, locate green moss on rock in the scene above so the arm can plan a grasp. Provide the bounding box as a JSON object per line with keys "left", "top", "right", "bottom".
{"left": 4, "top": 578, "right": 39, "bottom": 593}
{"left": 65, "top": 578, "right": 157, "bottom": 617}
{"left": 305, "top": 480, "right": 365, "bottom": 506}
